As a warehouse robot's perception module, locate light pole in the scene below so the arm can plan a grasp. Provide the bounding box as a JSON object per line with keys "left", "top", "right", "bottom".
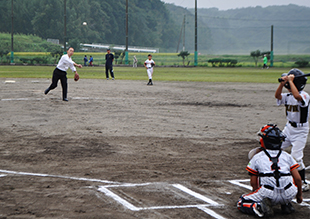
{"left": 270, "top": 25, "right": 274, "bottom": 67}
{"left": 11, "top": 0, "right": 14, "bottom": 63}
{"left": 194, "top": 0, "right": 198, "bottom": 66}
{"left": 64, "top": 0, "right": 67, "bottom": 53}
{"left": 125, "top": 0, "right": 129, "bottom": 64}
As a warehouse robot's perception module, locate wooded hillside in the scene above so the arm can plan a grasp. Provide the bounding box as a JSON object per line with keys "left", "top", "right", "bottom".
{"left": 1, "top": 1, "right": 310, "bottom": 54}
{"left": 183, "top": 4, "right": 310, "bottom": 54}
{"left": 0, "top": 0, "right": 178, "bottom": 52}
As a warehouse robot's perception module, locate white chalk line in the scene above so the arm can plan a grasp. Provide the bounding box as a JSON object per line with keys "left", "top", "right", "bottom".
{"left": 0, "top": 169, "right": 118, "bottom": 184}
{"left": 0, "top": 97, "right": 100, "bottom": 101}
{"left": 172, "top": 184, "right": 219, "bottom": 205}
{"left": 228, "top": 179, "right": 252, "bottom": 190}
{"left": 0, "top": 97, "right": 157, "bottom": 101}
{"left": 0, "top": 169, "right": 226, "bottom": 218}
{"left": 98, "top": 183, "right": 226, "bottom": 219}
{"left": 197, "top": 206, "right": 227, "bottom": 219}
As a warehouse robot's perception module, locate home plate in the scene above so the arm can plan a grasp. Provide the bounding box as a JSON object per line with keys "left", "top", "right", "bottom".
{"left": 4, "top": 80, "right": 16, "bottom": 84}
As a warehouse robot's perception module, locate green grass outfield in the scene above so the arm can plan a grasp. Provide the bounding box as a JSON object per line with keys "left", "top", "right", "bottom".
{"left": 1, "top": 65, "right": 310, "bottom": 83}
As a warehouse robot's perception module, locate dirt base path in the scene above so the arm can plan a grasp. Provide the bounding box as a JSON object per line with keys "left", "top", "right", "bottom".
{"left": 0, "top": 78, "right": 309, "bottom": 218}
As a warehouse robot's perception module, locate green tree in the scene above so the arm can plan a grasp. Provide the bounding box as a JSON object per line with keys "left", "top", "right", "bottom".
{"left": 114, "top": 51, "right": 121, "bottom": 64}
{"left": 177, "top": 51, "right": 190, "bottom": 66}
{"left": 250, "top": 50, "right": 261, "bottom": 67}
{"left": 50, "top": 46, "right": 63, "bottom": 64}
{"left": 0, "top": 50, "right": 9, "bottom": 63}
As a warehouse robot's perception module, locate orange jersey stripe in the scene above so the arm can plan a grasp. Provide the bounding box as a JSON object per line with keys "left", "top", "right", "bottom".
{"left": 290, "top": 164, "right": 300, "bottom": 171}
{"left": 246, "top": 167, "right": 258, "bottom": 175}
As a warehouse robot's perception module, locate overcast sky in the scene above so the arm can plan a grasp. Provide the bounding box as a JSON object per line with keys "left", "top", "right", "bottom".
{"left": 161, "top": 0, "right": 310, "bottom": 10}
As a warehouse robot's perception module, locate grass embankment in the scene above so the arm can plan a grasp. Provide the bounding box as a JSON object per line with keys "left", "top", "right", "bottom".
{"left": 11, "top": 52, "right": 310, "bottom": 68}
{"left": 1, "top": 65, "right": 309, "bottom": 83}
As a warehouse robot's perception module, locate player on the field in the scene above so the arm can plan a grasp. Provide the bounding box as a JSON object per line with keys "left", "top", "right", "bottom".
{"left": 237, "top": 124, "right": 303, "bottom": 218}
{"left": 105, "top": 48, "right": 114, "bottom": 80}
{"left": 144, "top": 54, "right": 155, "bottom": 85}
{"left": 44, "top": 47, "right": 82, "bottom": 101}
{"left": 275, "top": 68, "right": 309, "bottom": 192}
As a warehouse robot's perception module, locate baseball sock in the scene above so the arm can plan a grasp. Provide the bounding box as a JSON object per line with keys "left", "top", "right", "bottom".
{"left": 299, "top": 169, "right": 306, "bottom": 182}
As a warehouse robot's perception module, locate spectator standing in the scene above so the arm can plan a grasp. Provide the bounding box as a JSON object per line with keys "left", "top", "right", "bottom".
{"left": 88, "top": 56, "right": 93, "bottom": 66}
{"left": 133, "top": 56, "right": 138, "bottom": 67}
{"left": 263, "top": 54, "right": 268, "bottom": 69}
{"left": 105, "top": 49, "right": 115, "bottom": 80}
{"left": 83, "top": 55, "right": 88, "bottom": 66}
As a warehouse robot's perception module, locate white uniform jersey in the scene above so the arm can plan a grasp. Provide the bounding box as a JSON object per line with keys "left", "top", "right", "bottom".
{"left": 144, "top": 59, "right": 155, "bottom": 68}
{"left": 247, "top": 150, "right": 299, "bottom": 188}
{"left": 277, "top": 91, "right": 309, "bottom": 170}
{"left": 57, "top": 54, "right": 76, "bottom": 72}
{"left": 277, "top": 91, "right": 310, "bottom": 123}
{"left": 242, "top": 150, "right": 299, "bottom": 205}
{"left": 145, "top": 59, "right": 155, "bottom": 80}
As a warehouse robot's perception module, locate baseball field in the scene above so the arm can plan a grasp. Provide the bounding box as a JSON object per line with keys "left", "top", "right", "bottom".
{"left": 0, "top": 66, "right": 309, "bottom": 218}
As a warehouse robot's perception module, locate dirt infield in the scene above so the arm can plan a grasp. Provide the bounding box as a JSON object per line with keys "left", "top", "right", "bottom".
{"left": 0, "top": 78, "right": 309, "bottom": 218}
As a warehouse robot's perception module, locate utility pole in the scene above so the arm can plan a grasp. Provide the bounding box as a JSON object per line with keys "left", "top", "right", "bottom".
{"left": 183, "top": 15, "right": 186, "bottom": 51}
{"left": 176, "top": 16, "right": 184, "bottom": 53}
{"left": 194, "top": 0, "right": 198, "bottom": 66}
{"left": 11, "top": 0, "right": 14, "bottom": 63}
{"left": 270, "top": 25, "right": 274, "bottom": 67}
{"left": 64, "top": 0, "right": 67, "bottom": 53}
{"left": 125, "top": 0, "right": 129, "bottom": 64}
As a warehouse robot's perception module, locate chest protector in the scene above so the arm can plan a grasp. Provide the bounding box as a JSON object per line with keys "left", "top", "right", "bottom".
{"left": 259, "top": 149, "right": 291, "bottom": 187}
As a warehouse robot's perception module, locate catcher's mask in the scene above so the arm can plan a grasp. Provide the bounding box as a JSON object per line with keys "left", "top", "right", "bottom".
{"left": 258, "top": 124, "right": 286, "bottom": 150}
{"left": 283, "top": 68, "right": 307, "bottom": 91}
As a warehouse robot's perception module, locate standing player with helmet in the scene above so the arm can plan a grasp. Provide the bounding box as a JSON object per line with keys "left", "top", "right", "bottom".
{"left": 144, "top": 54, "right": 155, "bottom": 85}
{"left": 237, "top": 124, "right": 303, "bottom": 218}
{"left": 275, "top": 68, "right": 309, "bottom": 192}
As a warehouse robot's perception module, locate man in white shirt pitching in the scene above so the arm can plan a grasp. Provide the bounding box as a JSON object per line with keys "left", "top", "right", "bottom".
{"left": 44, "top": 47, "right": 82, "bottom": 101}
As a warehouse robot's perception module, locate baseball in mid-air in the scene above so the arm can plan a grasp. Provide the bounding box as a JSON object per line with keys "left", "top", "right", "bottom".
{"left": 83, "top": 22, "right": 87, "bottom": 26}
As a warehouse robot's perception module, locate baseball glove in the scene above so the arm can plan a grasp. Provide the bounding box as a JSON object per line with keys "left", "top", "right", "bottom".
{"left": 151, "top": 63, "right": 155, "bottom": 67}
{"left": 74, "top": 73, "right": 79, "bottom": 81}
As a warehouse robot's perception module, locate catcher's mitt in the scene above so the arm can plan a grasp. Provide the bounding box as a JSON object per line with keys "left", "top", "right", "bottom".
{"left": 74, "top": 73, "right": 80, "bottom": 81}
{"left": 151, "top": 63, "right": 155, "bottom": 67}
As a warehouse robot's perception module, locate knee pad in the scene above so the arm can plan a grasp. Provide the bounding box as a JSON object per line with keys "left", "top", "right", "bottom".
{"left": 237, "top": 196, "right": 256, "bottom": 215}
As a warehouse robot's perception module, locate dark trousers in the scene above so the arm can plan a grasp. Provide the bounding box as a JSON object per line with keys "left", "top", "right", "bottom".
{"left": 105, "top": 65, "right": 114, "bottom": 78}
{"left": 48, "top": 68, "right": 68, "bottom": 99}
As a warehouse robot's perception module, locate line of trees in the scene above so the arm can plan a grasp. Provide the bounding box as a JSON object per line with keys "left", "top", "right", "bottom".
{"left": 0, "top": 0, "right": 179, "bottom": 52}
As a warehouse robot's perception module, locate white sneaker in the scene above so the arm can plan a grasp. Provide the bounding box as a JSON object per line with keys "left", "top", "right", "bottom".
{"left": 253, "top": 203, "right": 264, "bottom": 218}
{"left": 302, "top": 182, "right": 309, "bottom": 192}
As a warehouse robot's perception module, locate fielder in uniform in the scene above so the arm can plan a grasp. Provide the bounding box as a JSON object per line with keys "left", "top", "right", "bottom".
{"left": 105, "top": 48, "right": 114, "bottom": 80}
{"left": 275, "top": 68, "right": 309, "bottom": 192}
{"left": 237, "top": 124, "right": 303, "bottom": 218}
{"left": 144, "top": 54, "right": 155, "bottom": 85}
{"left": 44, "top": 47, "right": 82, "bottom": 101}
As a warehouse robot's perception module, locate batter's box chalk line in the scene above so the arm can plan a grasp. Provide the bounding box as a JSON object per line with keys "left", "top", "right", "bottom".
{"left": 0, "top": 169, "right": 226, "bottom": 218}
{"left": 229, "top": 179, "right": 310, "bottom": 209}
{"left": 98, "top": 183, "right": 226, "bottom": 219}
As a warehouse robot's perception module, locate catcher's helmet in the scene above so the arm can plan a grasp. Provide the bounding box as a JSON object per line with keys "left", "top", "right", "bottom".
{"left": 258, "top": 124, "right": 286, "bottom": 150}
{"left": 283, "top": 68, "right": 307, "bottom": 91}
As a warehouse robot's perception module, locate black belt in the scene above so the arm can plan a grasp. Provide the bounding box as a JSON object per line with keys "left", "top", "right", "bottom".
{"left": 148, "top": 67, "right": 152, "bottom": 69}
{"left": 289, "top": 121, "right": 305, "bottom": 128}
{"left": 289, "top": 121, "right": 297, "bottom": 127}
{"left": 263, "top": 183, "right": 292, "bottom": 191}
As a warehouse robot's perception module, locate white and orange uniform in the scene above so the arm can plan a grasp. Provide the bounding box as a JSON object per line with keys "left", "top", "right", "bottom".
{"left": 144, "top": 59, "right": 155, "bottom": 80}
{"left": 244, "top": 150, "right": 299, "bottom": 205}
{"left": 237, "top": 149, "right": 299, "bottom": 215}
{"left": 277, "top": 91, "right": 310, "bottom": 170}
